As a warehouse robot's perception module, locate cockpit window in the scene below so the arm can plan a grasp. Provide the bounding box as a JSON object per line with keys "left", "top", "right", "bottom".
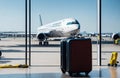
{"left": 67, "top": 20, "right": 79, "bottom": 25}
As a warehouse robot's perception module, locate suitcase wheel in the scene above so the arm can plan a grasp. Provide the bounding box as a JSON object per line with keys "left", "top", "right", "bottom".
{"left": 108, "top": 63, "right": 118, "bottom": 67}
{"left": 115, "top": 64, "right": 117, "bottom": 67}
{"left": 85, "top": 72, "right": 89, "bottom": 76}
{"left": 68, "top": 71, "right": 73, "bottom": 76}
{"left": 108, "top": 63, "right": 111, "bottom": 66}
{"left": 61, "top": 68, "right": 66, "bottom": 73}
{"left": 68, "top": 72, "right": 89, "bottom": 77}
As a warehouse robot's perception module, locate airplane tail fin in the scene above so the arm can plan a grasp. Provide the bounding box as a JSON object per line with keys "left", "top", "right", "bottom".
{"left": 39, "top": 14, "right": 43, "bottom": 26}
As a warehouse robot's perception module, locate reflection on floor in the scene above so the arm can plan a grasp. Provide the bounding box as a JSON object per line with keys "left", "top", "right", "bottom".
{"left": 0, "top": 66, "right": 120, "bottom": 78}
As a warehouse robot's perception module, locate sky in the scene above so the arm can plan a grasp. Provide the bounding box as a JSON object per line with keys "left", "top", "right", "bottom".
{"left": 0, "top": 0, "right": 120, "bottom": 33}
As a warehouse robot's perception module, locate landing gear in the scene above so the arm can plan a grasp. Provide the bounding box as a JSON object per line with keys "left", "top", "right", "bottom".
{"left": 44, "top": 41, "right": 49, "bottom": 45}
{"left": 39, "top": 41, "right": 42, "bottom": 45}
{"left": 39, "top": 41, "right": 49, "bottom": 46}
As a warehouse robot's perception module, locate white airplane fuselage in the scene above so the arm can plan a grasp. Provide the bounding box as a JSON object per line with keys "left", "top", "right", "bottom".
{"left": 37, "top": 18, "right": 80, "bottom": 45}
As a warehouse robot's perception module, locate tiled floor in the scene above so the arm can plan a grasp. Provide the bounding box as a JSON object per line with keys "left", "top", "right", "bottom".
{"left": 0, "top": 38, "right": 120, "bottom": 78}
{"left": 0, "top": 66, "right": 120, "bottom": 78}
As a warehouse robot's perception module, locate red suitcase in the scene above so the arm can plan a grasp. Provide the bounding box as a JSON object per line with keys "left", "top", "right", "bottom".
{"left": 61, "top": 38, "right": 92, "bottom": 76}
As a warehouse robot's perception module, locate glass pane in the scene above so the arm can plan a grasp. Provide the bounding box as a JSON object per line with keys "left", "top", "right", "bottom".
{"left": 31, "top": 0, "right": 97, "bottom": 66}
{"left": 0, "top": 0, "right": 25, "bottom": 65}
{"left": 102, "top": 0, "right": 120, "bottom": 65}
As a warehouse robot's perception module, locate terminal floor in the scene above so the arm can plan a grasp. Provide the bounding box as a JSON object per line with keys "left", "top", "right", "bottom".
{"left": 0, "top": 52, "right": 120, "bottom": 78}
{"left": 0, "top": 39, "right": 120, "bottom": 78}
{"left": 0, "top": 66, "right": 120, "bottom": 78}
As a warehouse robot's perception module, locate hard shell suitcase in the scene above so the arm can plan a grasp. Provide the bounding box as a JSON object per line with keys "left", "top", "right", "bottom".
{"left": 60, "top": 39, "right": 67, "bottom": 73}
{"left": 60, "top": 38, "right": 92, "bottom": 76}
{"left": 60, "top": 38, "right": 75, "bottom": 73}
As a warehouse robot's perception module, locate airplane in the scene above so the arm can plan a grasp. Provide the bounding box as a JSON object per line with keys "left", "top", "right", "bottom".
{"left": 36, "top": 18, "right": 80, "bottom": 45}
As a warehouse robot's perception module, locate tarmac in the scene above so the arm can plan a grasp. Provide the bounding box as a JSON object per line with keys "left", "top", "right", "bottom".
{"left": 0, "top": 37, "right": 120, "bottom": 78}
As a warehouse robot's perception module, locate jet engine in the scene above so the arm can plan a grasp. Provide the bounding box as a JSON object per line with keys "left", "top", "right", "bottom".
{"left": 37, "top": 33, "right": 49, "bottom": 45}
{"left": 37, "top": 33, "right": 47, "bottom": 41}
{"left": 112, "top": 33, "right": 120, "bottom": 40}
{"left": 112, "top": 33, "right": 120, "bottom": 45}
